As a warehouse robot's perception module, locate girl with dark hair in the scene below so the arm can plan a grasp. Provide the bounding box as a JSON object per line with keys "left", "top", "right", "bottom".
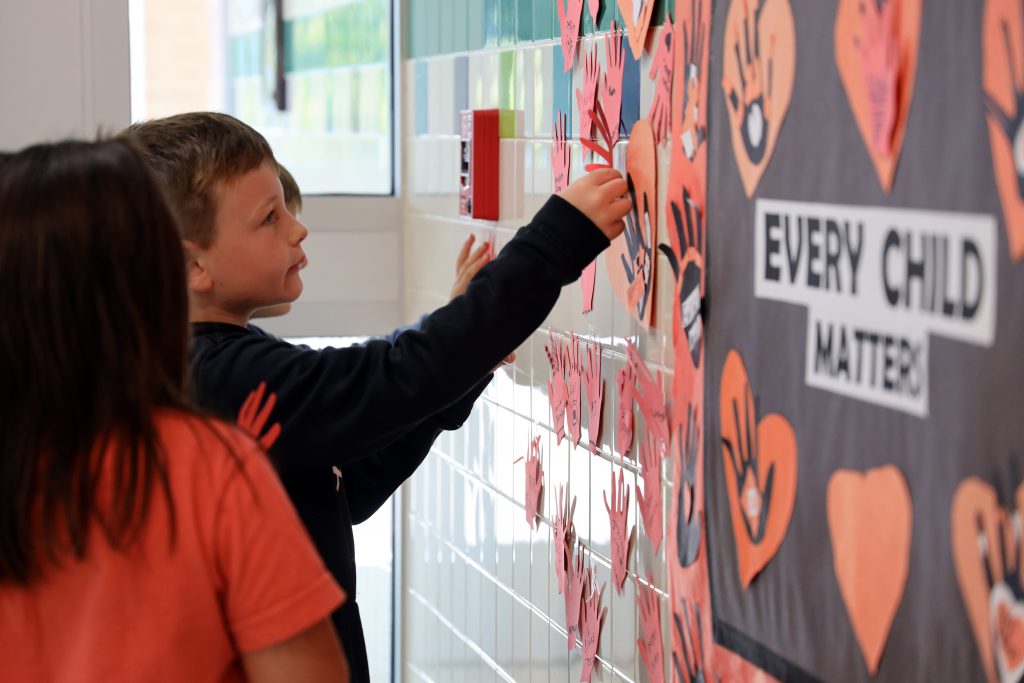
{"left": 0, "top": 139, "right": 349, "bottom": 683}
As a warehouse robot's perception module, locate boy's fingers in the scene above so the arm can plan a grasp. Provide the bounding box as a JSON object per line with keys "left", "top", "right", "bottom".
{"left": 602, "top": 178, "right": 629, "bottom": 200}
{"left": 586, "top": 167, "right": 623, "bottom": 185}
{"left": 455, "top": 234, "right": 476, "bottom": 272}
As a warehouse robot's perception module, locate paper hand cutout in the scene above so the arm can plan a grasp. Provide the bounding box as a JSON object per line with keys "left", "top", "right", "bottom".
{"left": 588, "top": 0, "right": 600, "bottom": 25}
{"left": 615, "top": 363, "right": 636, "bottom": 457}
{"left": 854, "top": 0, "right": 899, "bottom": 157}
{"left": 583, "top": 98, "right": 616, "bottom": 172}
{"left": 553, "top": 110, "right": 571, "bottom": 193}
{"left": 566, "top": 333, "right": 584, "bottom": 447}
{"left": 648, "top": 17, "right": 675, "bottom": 145}
{"left": 237, "top": 381, "right": 282, "bottom": 449}
{"left": 675, "top": 404, "right": 703, "bottom": 567}
{"left": 637, "top": 576, "right": 665, "bottom": 683}
{"left": 583, "top": 341, "right": 604, "bottom": 451}
{"left": 580, "top": 578, "right": 606, "bottom": 682}
{"left": 660, "top": 189, "right": 705, "bottom": 369}
{"left": 524, "top": 435, "right": 544, "bottom": 529}
{"left": 621, "top": 175, "right": 654, "bottom": 321}
{"left": 576, "top": 46, "right": 601, "bottom": 142}
{"left": 637, "top": 430, "right": 665, "bottom": 553}
{"left": 679, "top": 0, "right": 708, "bottom": 160}
{"left": 565, "top": 548, "right": 591, "bottom": 650}
{"left": 604, "top": 468, "right": 633, "bottom": 592}
{"left": 626, "top": 340, "right": 670, "bottom": 447}
{"left": 546, "top": 332, "right": 568, "bottom": 443}
{"left": 619, "top": 0, "right": 655, "bottom": 59}
{"left": 987, "top": 18, "right": 1024, "bottom": 198}
{"left": 723, "top": 0, "right": 774, "bottom": 165}
{"left": 558, "top": 0, "right": 586, "bottom": 71}
{"left": 601, "top": 25, "right": 626, "bottom": 147}
{"left": 672, "top": 598, "right": 706, "bottom": 683}
{"left": 582, "top": 260, "right": 597, "bottom": 313}
{"left": 554, "top": 485, "right": 578, "bottom": 594}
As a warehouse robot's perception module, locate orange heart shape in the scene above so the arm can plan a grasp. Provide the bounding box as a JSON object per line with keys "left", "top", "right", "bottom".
{"left": 618, "top": 0, "right": 656, "bottom": 59}
{"left": 719, "top": 350, "right": 797, "bottom": 588}
{"left": 835, "top": 0, "right": 922, "bottom": 192}
{"left": 827, "top": 466, "right": 912, "bottom": 675}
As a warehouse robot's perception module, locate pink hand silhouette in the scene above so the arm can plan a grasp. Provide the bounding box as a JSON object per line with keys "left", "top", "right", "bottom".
{"left": 237, "top": 381, "right": 281, "bottom": 449}
{"left": 566, "top": 333, "right": 583, "bottom": 446}
{"left": 557, "top": 0, "right": 586, "bottom": 71}
{"left": 575, "top": 46, "right": 601, "bottom": 142}
{"left": 604, "top": 467, "right": 633, "bottom": 592}
{"left": 636, "top": 430, "right": 665, "bottom": 553}
{"left": 546, "top": 332, "right": 568, "bottom": 443}
{"left": 626, "top": 340, "right": 670, "bottom": 447}
{"left": 580, "top": 578, "right": 606, "bottom": 681}
{"left": 855, "top": 0, "right": 899, "bottom": 157}
{"left": 615, "top": 363, "right": 636, "bottom": 457}
{"left": 524, "top": 435, "right": 544, "bottom": 529}
{"left": 648, "top": 17, "right": 675, "bottom": 145}
{"left": 564, "top": 550, "right": 591, "bottom": 650}
{"left": 601, "top": 24, "right": 625, "bottom": 147}
{"left": 637, "top": 575, "right": 665, "bottom": 683}
{"left": 554, "top": 485, "right": 577, "bottom": 594}
{"left": 588, "top": 0, "right": 600, "bottom": 26}
{"left": 553, "top": 110, "right": 571, "bottom": 193}
{"left": 582, "top": 341, "right": 604, "bottom": 451}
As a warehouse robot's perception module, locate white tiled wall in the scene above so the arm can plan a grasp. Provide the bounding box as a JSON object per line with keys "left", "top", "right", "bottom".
{"left": 402, "top": 34, "right": 675, "bottom": 683}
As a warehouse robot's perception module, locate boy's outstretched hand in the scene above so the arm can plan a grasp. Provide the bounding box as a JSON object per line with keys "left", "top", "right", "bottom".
{"left": 558, "top": 168, "right": 631, "bottom": 241}
{"left": 451, "top": 233, "right": 516, "bottom": 366}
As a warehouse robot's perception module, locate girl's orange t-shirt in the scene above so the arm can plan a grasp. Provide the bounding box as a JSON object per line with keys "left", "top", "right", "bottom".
{"left": 0, "top": 411, "right": 345, "bottom": 682}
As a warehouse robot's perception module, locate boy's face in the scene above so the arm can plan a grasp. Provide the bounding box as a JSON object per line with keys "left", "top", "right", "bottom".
{"left": 192, "top": 161, "right": 308, "bottom": 316}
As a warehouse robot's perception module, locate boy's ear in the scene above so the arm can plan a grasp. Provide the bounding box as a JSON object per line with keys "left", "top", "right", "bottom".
{"left": 183, "top": 240, "right": 213, "bottom": 295}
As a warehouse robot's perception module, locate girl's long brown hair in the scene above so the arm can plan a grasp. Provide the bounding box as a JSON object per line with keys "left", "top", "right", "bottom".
{"left": 0, "top": 139, "right": 192, "bottom": 584}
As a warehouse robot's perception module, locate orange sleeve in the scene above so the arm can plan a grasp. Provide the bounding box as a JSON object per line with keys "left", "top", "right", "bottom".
{"left": 213, "top": 436, "right": 345, "bottom": 654}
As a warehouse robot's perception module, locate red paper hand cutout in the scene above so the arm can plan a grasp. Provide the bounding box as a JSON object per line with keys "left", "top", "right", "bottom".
{"left": 637, "top": 430, "right": 665, "bottom": 553}
{"left": 672, "top": 598, "right": 706, "bottom": 683}
{"left": 637, "top": 576, "right": 665, "bottom": 683}
{"left": 237, "top": 381, "right": 282, "bottom": 450}
{"left": 604, "top": 467, "right": 633, "bottom": 592}
{"left": 580, "top": 578, "right": 606, "bottom": 681}
{"left": 588, "top": 0, "right": 600, "bottom": 25}
{"left": 576, "top": 45, "right": 601, "bottom": 142}
{"left": 553, "top": 110, "right": 571, "bottom": 193}
{"left": 554, "top": 484, "right": 578, "bottom": 595}
{"left": 627, "top": 340, "right": 670, "bottom": 447}
{"left": 558, "top": 0, "right": 586, "bottom": 71}
{"left": 566, "top": 333, "right": 583, "bottom": 447}
{"left": 854, "top": 0, "right": 899, "bottom": 157}
{"left": 583, "top": 98, "right": 616, "bottom": 172}
{"left": 546, "top": 332, "right": 568, "bottom": 443}
{"left": 648, "top": 17, "right": 675, "bottom": 145}
{"left": 601, "top": 25, "right": 626, "bottom": 147}
{"left": 524, "top": 435, "right": 544, "bottom": 529}
{"left": 565, "top": 548, "right": 591, "bottom": 650}
{"left": 582, "top": 341, "right": 604, "bottom": 451}
{"left": 615, "top": 363, "right": 636, "bottom": 457}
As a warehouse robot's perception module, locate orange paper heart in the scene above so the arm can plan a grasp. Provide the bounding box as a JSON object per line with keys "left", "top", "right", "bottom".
{"left": 835, "top": 0, "right": 922, "bottom": 192}
{"left": 827, "top": 465, "right": 912, "bottom": 676}
{"left": 719, "top": 350, "right": 797, "bottom": 588}
{"left": 618, "top": 0, "right": 656, "bottom": 59}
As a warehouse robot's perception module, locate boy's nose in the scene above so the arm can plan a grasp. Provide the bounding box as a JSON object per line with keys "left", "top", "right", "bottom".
{"left": 291, "top": 217, "right": 309, "bottom": 244}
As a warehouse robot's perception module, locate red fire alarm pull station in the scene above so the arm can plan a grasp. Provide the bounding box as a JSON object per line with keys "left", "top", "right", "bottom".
{"left": 459, "top": 109, "right": 499, "bottom": 220}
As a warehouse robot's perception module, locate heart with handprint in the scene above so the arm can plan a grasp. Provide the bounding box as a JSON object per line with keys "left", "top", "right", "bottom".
{"left": 835, "top": 0, "right": 922, "bottom": 193}
{"left": 719, "top": 349, "right": 797, "bottom": 588}
{"left": 952, "top": 475, "right": 1024, "bottom": 683}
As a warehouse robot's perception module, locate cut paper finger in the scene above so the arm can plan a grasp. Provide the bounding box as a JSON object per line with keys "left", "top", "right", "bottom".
{"left": 719, "top": 349, "right": 798, "bottom": 588}
{"left": 984, "top": 0, "right": 1024, "bottom": 262}
{"left": 553, "top": 110, "right": 571, "bottom": 193}
{"left": 720, "top": 0, "right": 796, "bottom": 197}
{"left": 618, "top": 0, "right": 656, "bottom": 59}
{"left": 827, "top": 465, "right": 912, "bottom": 676}
{"left": 589, "top": 0, "right": 600, "bottom": 26}
{"left": 583, "top": 99, "right": 616, "bottom": 171}
{"left": 576, "top": 45, "right": 601, "bottom": 143}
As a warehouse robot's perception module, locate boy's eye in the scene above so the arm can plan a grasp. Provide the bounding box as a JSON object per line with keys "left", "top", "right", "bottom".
{"left": 262, "top": 210, "right": 277, "bottom": 225}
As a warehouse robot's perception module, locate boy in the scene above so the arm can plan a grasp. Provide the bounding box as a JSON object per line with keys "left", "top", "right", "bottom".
{"left": 125, "top": 112, "right": 629, "bottom": 682}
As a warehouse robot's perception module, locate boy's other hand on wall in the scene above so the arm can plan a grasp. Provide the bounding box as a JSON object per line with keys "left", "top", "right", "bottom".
{"left": 558, "top": 168, "right": 631, "bottom": 241}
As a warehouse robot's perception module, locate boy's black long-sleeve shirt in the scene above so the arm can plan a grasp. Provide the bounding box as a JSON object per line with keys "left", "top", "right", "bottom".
{"left": 188, "top": 196, "right": 609, "bottom": 682}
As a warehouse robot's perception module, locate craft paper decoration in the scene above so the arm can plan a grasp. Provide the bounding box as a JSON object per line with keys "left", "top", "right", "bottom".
{"left": 546, "top": 332, "right": 568, "bottom": 443}
{"left": 524, "top": 435, "right": 544, "bottom": 529}
{"left": 626, "top": 340, "right": 670, "bottom": 446}
{"left": 554, "top": 485, "right": 578, "bottom": 595}
{"left": 580, "top": 578, "right": 606, "bottom": 681}
{"left": 719, "top": 349, "right": 798, "bottom": 588}
{"left": 672, "top": 598, "right": 706, "bottom": 683}
{"left": 565, "top": 549, "right": 591, "bottom": 650}
{"left": 648, "top": 18, "right": 675, "bottom": 146}
{"left": 566, "top": 333, "right": 584, "bottom": 446}
{"left": 601, "top": 25, "right": 626, "bottom": 148}
{"left": 576, "top": 45, "right": 601, "bottom": 142}
{"left": 583, "top": 99, "right": 616, "bottom": 172}
{"left": 637, "top": 430, "right": 665, "bottom": 553}
{"left": 237, "top": 380, "right": 281, "bottom": 449}
{"left": 558, "top": 0, "right": 586, "bottom": 71}
{"left": 984, "top": 0, "right": 1024, "bottom": 262}
{"left": 836, "top": 0, "right": 921, "bottom": 192}
{"left": 589, "top": 0, "right": 600, "bottom": 26}
{"left": 605, "top": 119, "right": 658, "bottom": 328}
{"left": 675, "top": 403, "right": 703, "bottom": 567}
{"left": 827, "top": 465, "right": 912, "bottom": 675}
{"left": 553, "top": 110, "right": 571, "bottom": 193}
{"left": 618, "top": 0, "right": 656, "bottom": 59}
{"left": 661, "top": 187, "right": 705, "bottom": 373}
{"left": 604, "top": 467, "right": 634, "bottom": 591}
{"left": 720, "top": 0, "right": 796, "bottom": 197}
{"left": 675, "top": 0, "right": 711, "bottom": 168}
{"left": 583, "top": 341, "right": 605, "bottom": 451}
{"left": 616, "top": 363, "right": 636, "bottom": 457}
{"left": 637, "top": 576, "right": 665, "bottom": 683}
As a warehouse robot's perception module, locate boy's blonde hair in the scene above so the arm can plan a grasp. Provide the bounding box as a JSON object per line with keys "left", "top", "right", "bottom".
{"left": 278, "top": 164, "right": 303, "bottom": 215}
{"left": 123, "top": 112, "right": 275, "bottom": 247}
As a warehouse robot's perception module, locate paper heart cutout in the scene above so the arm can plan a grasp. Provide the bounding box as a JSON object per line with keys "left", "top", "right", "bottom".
{"left": 835, "top": 0, "right": 922, "bottom": 192}
{"left": 618, "top": 0, "right": 656, "bottom": 59}
{"left": 983, "top": 0, "right": 1024, "bottom": 262}
{"left": 719, "top": 349, "right": 797, "bottom": 588}
{"left": 952, "top": 476, "right": 1024, "bottom": 683}
{"left": 827, "top": 465, "right": 912, "bottom": 675}
{"left": 720, "top": 0, "right": 796, "bottom": 197}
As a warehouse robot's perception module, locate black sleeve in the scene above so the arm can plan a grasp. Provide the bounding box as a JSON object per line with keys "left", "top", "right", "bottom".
{"left": 193, "top": 196, "right": 608, "bottom": 472}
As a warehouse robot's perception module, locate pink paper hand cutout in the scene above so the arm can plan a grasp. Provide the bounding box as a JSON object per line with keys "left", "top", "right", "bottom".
{"left": 581, "top": 260, "right": 597, "bottom": 312}
{"left": 553, "top": 110, "right": 571, "bottom": 193}
{"left": 575, "top": 45, "right": 601, "bottom": 142}
{"left": 565, "top": 550, "right": 592, "bottom": 650}
{"left": 582, "top": 341, "right": 604, "bottom": 451}
{"left": 558, "top": 0, "right": 586, "bottom": 71}
{"left": 636, "top": 430, "right": 665, "bottom": 553}
{"left": 554, "top": 485, "right": 577, "bottom": 595}
{"left": 546, "top": 331, "right": 568, "bottom": 443}
{"left": 237, "top": 381, "right": 282, "bottom": 449}
{"left": 626, "top": 340, "right": 670, "bottom": 447}
{"left": 566, "top": 333, "right": 583, "bottom": 446}
{"left": 588, "top": 0, "right": 600, "bottom": 26}
{"left": 637, "top": 576, "right": 665, "bottom": 683}
{"left": 580, "top": 579, "right": 606, "bottom": 681}
{"left": 855, "top": 0, "right": 899, "bottom": 157}
{"left": 604, "top": 467, "right": 633, "bottom": 593}
{"left": 524, "top": 435, "right": 544, "bottom": 529}
{"left": 648, "top": 17, "right": 675, "bottom": 146}
{"left": 615, "top": 363, "right": 636, "bottom": 457}
{"left": 601, "top": 24, "right": 625, "bottom": 147}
